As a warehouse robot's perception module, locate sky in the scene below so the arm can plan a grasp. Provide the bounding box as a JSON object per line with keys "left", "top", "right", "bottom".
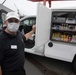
{"left": 0, "top": 0, "right": 76, "bottom": 16}
{"left": 0, "top": 0, "right": 38, "bottom": 15}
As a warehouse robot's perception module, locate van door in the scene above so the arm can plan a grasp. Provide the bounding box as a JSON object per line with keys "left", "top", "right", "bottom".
{"left": 25, "top": 3, "right": 51, "bottom": 55}
{"left": 35, "top": 3, "right": 51, "bottom": 48}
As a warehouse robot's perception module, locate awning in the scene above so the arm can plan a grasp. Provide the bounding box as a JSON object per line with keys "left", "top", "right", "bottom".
{"left": 28, "top": 0, "right": 75, "bottom": 7}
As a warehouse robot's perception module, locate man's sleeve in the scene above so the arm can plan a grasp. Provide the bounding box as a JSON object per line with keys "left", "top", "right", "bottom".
{"left": 22, "top": 34, "right": 26, "bottom": 43}
{"left": 18, "top": 30, "right": 26, "bottom": 42}
{"left": 0, "top": 40, "right": 5, "bottom": 65}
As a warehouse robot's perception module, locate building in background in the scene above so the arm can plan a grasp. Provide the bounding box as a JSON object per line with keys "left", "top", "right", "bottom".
{"left": 0, "top": 4, "right": 12, "bottom": 31}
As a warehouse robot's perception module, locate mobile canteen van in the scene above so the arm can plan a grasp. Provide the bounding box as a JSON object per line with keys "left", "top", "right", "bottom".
{"left": 20, "top": 3, "right": 76, "bottom": 72}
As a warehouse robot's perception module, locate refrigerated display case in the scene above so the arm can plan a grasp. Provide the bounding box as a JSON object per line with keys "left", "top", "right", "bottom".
{"left": 50, "top": 11, "right": 76, "bottom": 44}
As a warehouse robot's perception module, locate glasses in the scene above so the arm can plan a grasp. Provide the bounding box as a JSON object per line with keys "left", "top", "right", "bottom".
{"left": 8, "top": 18, "right": 19, "bottom": 23}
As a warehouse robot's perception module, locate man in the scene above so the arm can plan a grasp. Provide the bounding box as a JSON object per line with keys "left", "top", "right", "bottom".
{"left": 0, "top": 12, "right": 36, "bottom": 75}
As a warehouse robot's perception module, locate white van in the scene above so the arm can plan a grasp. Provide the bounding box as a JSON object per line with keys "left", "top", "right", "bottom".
{"left": 20, "top": 3, "right": 76, "bottom": 72}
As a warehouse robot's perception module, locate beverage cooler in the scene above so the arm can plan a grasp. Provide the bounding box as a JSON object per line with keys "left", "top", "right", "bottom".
{"left": 51, "top": 12, "right": 76, "bottom": 44}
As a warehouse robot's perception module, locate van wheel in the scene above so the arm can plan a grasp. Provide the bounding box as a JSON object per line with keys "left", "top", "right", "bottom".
{"left": 72, "top": 55, "right": 76, "bottom": 73}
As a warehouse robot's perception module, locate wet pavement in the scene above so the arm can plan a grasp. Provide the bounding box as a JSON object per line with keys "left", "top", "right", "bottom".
{"left": 24, "top": 53, "right": 76, "bottom": 75}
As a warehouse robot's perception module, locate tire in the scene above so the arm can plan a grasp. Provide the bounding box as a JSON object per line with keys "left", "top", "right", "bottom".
{"left": 72, "top": 55, "right": 76, "bottom": 73}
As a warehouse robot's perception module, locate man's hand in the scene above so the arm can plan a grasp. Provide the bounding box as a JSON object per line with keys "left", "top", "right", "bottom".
{"left": 24, "top": 25, "right": 36, "bottom": 40}
{"left": 32, "top": 25, "right": 36, "bottom": 33}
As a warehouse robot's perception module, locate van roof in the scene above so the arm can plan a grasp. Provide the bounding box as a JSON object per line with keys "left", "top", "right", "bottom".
{"left": 20, "top": 15, "right": 36, "bottom": 21}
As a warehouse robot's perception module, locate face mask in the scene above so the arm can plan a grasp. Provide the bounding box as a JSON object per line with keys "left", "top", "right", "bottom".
{"left": 7, "top": 23, "right": 20, "bottom": 32}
